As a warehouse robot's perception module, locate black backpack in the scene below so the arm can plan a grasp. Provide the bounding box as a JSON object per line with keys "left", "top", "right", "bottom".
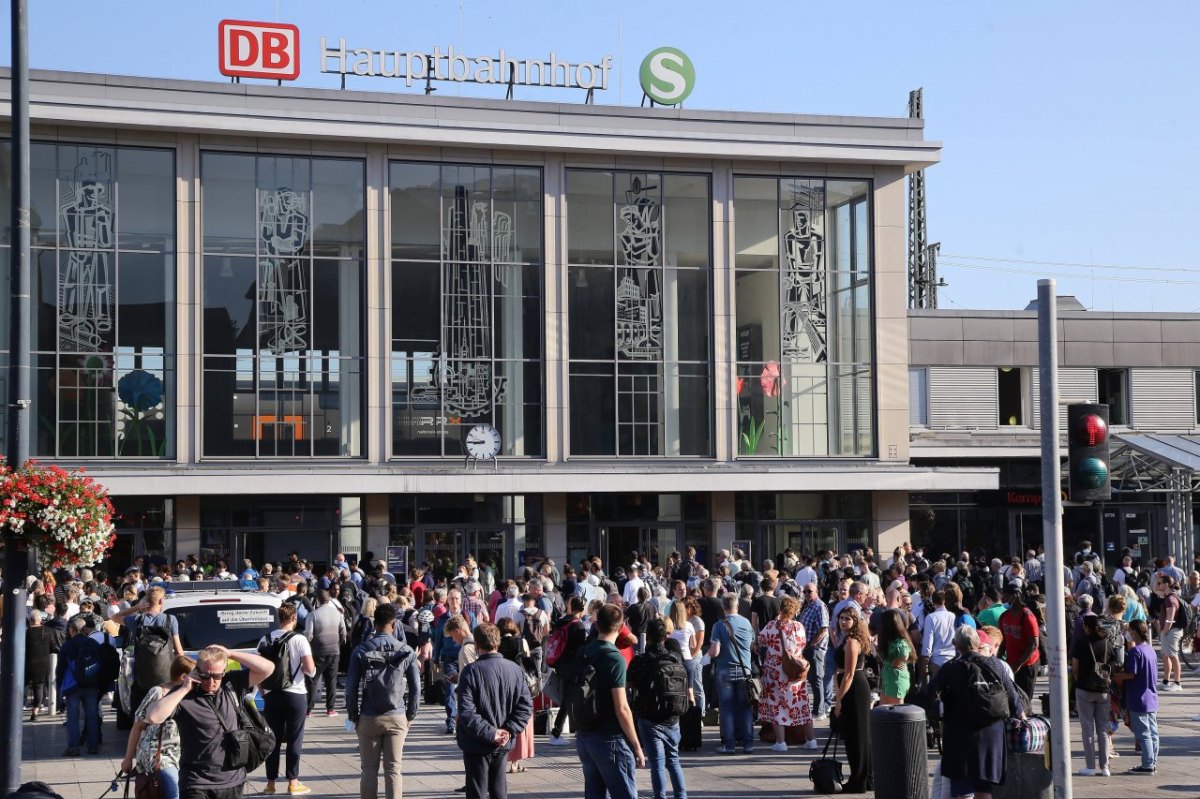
{"left": 1079, "top": 637, "right": 1115, "bottom": 693}
{"left": 951, "top": 656, "right": 1009, "bottom": 729}
{"left": 1175, "top": 597, "right": 1195, "bottom": 631}
{"left": 98, "top": 633, "right": 121, "bottom": 688}
{"left": 72, "top": 637, "right": 103, "bottom": 688}
{"left": 257, "top": 632, "right": 301, "bottom": 692}
{"left": 559, "top": 656, "right": 602, "bottom": 731}
{"left": 639, "top": 651, "right": 689, "bottom": 722}
{"left": 134, "top": 619, "right": 175, "bottom": 691}
{"left": 359, "top": 644, "right": 413, "bottom": 716}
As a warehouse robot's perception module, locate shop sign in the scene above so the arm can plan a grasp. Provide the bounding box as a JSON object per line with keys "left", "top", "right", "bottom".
{"left": 219, "top": 20, "right": 300, "bottom": 81}
{"left": 386, "top": 545, "right": 409, "bottom": 577}
{"left": 639, "top": 47, "right": 695, "bottom": 106}
{"left": 320, "top": 38, "right": 613, "bottom": 91}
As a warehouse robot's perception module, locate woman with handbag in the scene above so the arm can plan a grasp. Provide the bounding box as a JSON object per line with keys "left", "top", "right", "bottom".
{"left": 121, "top": 655, "right": 197, "bottom": 799}
{"left": 832, "top": 608, "right": 873, "bottom": 794}
{"left": 756, "top": 596, "right": 816, "bottom": 752}
{"left": 497, "top": 618, "right": 537, "bottom": 773}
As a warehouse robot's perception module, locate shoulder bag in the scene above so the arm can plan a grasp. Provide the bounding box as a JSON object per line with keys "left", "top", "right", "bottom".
{"left": 133, "top": 725, "right": 164, "bottom": 799}
{"left": 808, "top": 732, "right": 847, "bottom": 794}
{"left": 778, "top": 622, "right": 809, "bottom": 683}
{"left": 208, "top": 686, "right": 276, "bottom": 773}
{"left": 721, "top": 618, "right": 763, "bottom": 704}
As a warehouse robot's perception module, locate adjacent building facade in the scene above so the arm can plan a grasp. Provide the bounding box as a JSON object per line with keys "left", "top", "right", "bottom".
{"left": 0, "top": 68, "right": 994, "bottom": 577}
{"left": 909, "top": 301, "right": 1200, "bottom": 569}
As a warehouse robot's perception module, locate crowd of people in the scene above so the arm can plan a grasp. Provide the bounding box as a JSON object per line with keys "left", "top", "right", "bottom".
{"left": 4, "top": 540, "right": 1199, "bottom": 799}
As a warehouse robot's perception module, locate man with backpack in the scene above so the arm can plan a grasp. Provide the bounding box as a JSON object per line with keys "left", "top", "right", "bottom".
{"left": 627, "top": 618, "right": 690, "bottom": 799}
{"left": 345, "top": 602, "right": 421, "bottom": 799}
{"left": 114, "top": 586, "right": 184, "bottom": 715}
{"left": 257, "top": 602, "right": 317, "bottom": 796}
{"left": 571, "top": 604, "right": 646, "bottom": 799}
{"left": 1153, "top": 574, "right": 1188, "bottom": 692}
{"left": 455, "top": 623, "right": 534, "bottom": 799}
{"left": 545, "top": 595, "right": 588, "bottom": 746}
{"left": 57, "top": 617, "right": 106, "bottom": 755}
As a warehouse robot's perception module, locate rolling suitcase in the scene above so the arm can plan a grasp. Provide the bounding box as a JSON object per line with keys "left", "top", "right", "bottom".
{"left": 680, "top": 705, "right": 703, "bottom": 751}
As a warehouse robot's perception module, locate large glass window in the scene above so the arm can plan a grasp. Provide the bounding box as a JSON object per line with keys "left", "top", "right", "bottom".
{"left": 389, "top": 163, "right": 543, "bottom": 457}
{"left": 201, "top": 154, "right": 365, "bottom": 457}
{"left": 566, "top": 171, "right": 712, "bottom": 456}
{"left": 0, "top": 143, "right": 175, "bottom": 458}
{"left": 733, "top": 177, "right": 873, "bottom": 456}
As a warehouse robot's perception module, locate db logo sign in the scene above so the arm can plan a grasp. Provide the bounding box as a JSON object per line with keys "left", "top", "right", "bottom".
{"left": 219, "top": 20, "right": 300, "bottom": 80}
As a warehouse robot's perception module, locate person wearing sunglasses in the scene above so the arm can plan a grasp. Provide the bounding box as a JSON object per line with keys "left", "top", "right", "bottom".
{"left": 145, "top": 644, "right": 275, "bottom": 799}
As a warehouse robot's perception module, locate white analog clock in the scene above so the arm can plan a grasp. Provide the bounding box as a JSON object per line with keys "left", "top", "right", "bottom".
{"left": 465, "top": 423, "right": 502, "bottom": 460}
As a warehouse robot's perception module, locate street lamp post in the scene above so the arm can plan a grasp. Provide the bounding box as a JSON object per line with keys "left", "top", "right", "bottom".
{"left": 2, "top": 0, "right": 32, "bottom": 794}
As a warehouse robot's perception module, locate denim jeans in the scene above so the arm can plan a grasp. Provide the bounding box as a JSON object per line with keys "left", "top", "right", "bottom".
{"left": 807, "top": 644, "right": 828, "bottom": 717}
{"left": 442, "top": 662, "right": 459, "bottom": 726}
{"left": 823, "top": 646, "right": 839, "bottom": 716}
{"left": 159, "top": 766, "right": 180, "bottom": 799}
{"left": 714, "top": 669, "right": 754, "bottom": 751}
{"left": 636, "top": 719, "right": 687, "bottom": 799}
{"left": 66, "top": 686, "right": 101, "bottom": 750}
{"left": 683, "top": 658, "right": 705, "bottom": 717}
{"left": 575, "top": 730, "right": 638, "bottom": 799}
{"left": 1129, "top": 711, "right": 1159, "bottom": 769}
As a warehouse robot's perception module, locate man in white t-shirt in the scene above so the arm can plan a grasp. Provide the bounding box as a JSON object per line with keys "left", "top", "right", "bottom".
{"left": 622, "top": 564, "right": 646, "bottom": 606}
{"left": 260, "top": 602, "right": 317, "bottom": 796}
{"left": 795, "top": 559, "right": 818, "bottom": 587}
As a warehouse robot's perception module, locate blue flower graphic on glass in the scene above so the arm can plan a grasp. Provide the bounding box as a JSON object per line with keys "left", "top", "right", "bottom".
{"left": 117, "top": 369, "right": 163, "bottom": 412}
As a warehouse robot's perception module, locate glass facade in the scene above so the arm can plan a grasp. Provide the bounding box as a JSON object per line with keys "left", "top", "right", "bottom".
{"left": 733, "top": 177, "right": 874, "bottom": 456}
{"left": 0, "top": 142, "right": 176, "bottom": 458}
{"left": 201, "top": 154, "right": 366, "bottom": 457}
{"left": 566, "top": 171, "right": 712, "bottom": 456}
{"left": 389, "top": 162, "right": 543, "bottom": 457}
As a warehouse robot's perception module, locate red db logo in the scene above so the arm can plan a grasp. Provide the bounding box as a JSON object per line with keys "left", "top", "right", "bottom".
{"left": 218, "top": 20, "right": 300, "bottom": 80}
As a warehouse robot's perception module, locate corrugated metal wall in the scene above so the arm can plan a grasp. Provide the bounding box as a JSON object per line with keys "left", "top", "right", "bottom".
{"left": 1031, "top": 368, "right": 1097, "bottom": 429}
{"left": 1131, "top": 369, "right": 1197, "bottom": 431}
{"left": 928, "top": 367, "right": 997, "bottom": 429}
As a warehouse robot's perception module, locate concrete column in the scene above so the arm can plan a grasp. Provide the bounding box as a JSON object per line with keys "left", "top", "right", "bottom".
{"left": 175, "top": 135, "right": 200, "bottom": 464}
{"left": 544, "top": 493, "right": 567, "bottom": 566}
{"left": 339, "top": 496, "right": 363, "bottom": 559}
{"left": 365, "top": 493, "right": 389, "bottom": 563}
{"left": 366, "top": 144, "right": 389, "bottom": 463}
{"left": 873, "top": 491, "right": 910, "bottom": 555}
{"left": 544, "top": 154, "right": 565, "bottom": 462}
{"left": 712, "top": 491, "right": 736, "bottom": 558}
{"left": 712, "top": 161, "right": 734, "bottom": 462}
{"left": 872, "top": 166, "right": 910, "bottom": 462}
{"left": 174, "top": 495, "right": 201, "bottom": 563}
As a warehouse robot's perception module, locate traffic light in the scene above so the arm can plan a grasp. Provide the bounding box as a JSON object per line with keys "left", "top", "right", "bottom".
{"left": 1067, "top": 403, "right": 1111, "bottom": 502}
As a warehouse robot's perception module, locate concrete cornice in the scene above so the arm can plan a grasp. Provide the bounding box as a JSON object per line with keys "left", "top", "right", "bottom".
{"left": 0, "top": 69, "right": 942, "bottom": 170}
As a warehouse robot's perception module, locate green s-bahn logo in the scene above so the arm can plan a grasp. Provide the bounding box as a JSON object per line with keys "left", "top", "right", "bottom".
{"left": 639, "top": 47, "right": 695, "bottom": 106}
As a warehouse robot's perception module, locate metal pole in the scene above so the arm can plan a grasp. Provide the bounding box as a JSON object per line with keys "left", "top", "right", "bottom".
{"left": 1037, "top": 279, "right": 1072, "bottom": 799}
{"left": 2, "top": 0, "right": 32, "bottom": 793}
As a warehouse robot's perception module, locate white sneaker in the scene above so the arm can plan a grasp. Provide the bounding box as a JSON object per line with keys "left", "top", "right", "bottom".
{"left": 813, "top": 713, "right": 829, "bottom": 722}
{"left": 771, "top": 742, "right": 788, "bottom": 753}
{"left": 547, "top": 734, "right": 572, "bottom": 746}
{"left": 1099, "top": 768, "right": 1110, "bottom": 777}
{"left": 804, "top": 739, "right": 820, "bottom": 750}
{"left": 1166, "top": 682, "right": 1183, "bottom": 692}
{"left": 1078, "top": 768, "right": 1096, "bottom": 776}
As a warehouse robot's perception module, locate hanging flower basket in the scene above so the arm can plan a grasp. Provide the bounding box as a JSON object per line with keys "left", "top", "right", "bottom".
{"left": 0, "top": 459, "right": 117, "bottom": 570}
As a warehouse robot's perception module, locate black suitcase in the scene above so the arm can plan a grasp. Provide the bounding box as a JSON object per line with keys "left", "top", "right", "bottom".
{"left": 680, "top": 706, "right": 703, "bottom": 751}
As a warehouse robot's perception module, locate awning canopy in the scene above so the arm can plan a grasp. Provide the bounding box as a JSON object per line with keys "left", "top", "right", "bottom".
{"left": 1110, "top": 434, "right": 1198, "bottom": 569}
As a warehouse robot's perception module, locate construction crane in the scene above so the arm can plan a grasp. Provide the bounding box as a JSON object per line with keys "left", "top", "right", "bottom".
{"left": 907, "top": 88, "right": 944, "bottom": 309}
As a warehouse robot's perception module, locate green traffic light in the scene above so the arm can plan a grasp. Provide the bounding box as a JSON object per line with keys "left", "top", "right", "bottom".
{"left": 1078, "top": 456, "right": 1109, "bottom": 489}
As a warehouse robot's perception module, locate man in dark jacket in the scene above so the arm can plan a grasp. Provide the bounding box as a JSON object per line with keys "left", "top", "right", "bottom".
{"left": 455, "top": 623, "right": 533, "bottom": 799}
{"left": 345, "top": 602, "right": 420, "bottom": 799}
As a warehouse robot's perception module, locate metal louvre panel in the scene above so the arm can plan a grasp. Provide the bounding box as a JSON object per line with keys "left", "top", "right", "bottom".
{"left": 927, "top": 367, "right": 997, "bottom": 429}
{"left": 1130, "top": 369, "right": 1197, "bottom": 432}
{"left": 1030, "top": 368, "right": 1097, "bottom": 430}
{"left": 909, "top": 368, "right": 928, "bottom": 426}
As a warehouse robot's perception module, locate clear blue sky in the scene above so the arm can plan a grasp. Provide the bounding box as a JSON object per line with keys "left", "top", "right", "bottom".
{"left": 4, "top": 0, "right": 1199, "bottom": 312}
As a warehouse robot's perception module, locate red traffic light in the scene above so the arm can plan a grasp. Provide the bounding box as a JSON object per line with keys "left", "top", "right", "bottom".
{"left": 1072, "top": 413, "right": 1107, "bottom": 447}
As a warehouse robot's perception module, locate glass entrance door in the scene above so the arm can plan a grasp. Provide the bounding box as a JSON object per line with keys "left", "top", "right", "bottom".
{"left": 598, "top": 524, "right": 681, "bottom": 573}
{"left": 416, "top": 527, "right": 510, "bottom": 580}
{"left": 763, "top": 521, "right": 843, "bottom": 562}
{"left": 1012, "top": 512, "right": 1042, "bottom": 561}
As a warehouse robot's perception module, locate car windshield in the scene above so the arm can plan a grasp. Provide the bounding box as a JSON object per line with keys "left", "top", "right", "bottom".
{"left": 167, "top": 603, "right": 278, "bottom": 651}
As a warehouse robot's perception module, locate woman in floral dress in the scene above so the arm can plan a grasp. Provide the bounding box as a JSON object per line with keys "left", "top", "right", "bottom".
{"left": 757, "top": 595, "right": 816, "bottom": 751}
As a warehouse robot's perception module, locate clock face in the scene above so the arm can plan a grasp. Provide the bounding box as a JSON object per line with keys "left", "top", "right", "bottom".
{"left": 465, "top": 423, "right": 502, "bottom": 460}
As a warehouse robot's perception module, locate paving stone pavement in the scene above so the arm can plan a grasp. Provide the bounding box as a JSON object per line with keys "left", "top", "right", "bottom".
{"left": 19, "top": 671, "right": 1200, "bottom": 799}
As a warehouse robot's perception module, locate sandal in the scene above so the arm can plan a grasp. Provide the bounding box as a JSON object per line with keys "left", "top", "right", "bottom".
{"left": 514, "top": 764, "right": 527, "bottom": 773}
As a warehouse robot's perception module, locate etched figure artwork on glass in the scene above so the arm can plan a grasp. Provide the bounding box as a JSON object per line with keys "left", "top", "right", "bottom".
{"left": 58, "top": 150, "right": 115, "bottom": 352}
{"left": 258, "top": 188, "right": 310, "bottom": 354}
{"left": 616, "top": 176, "right": 662, "bottom": 360}
{"left": 414, "top": 185, "right": 506, "bottom": 416}
{"left": 781, "top": 185, "right": 826, "bottom": 364}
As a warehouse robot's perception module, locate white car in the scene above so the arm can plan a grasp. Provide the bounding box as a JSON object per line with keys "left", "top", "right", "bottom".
{"left": 117, "top": 586, "right": 282, "bottom": 722}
